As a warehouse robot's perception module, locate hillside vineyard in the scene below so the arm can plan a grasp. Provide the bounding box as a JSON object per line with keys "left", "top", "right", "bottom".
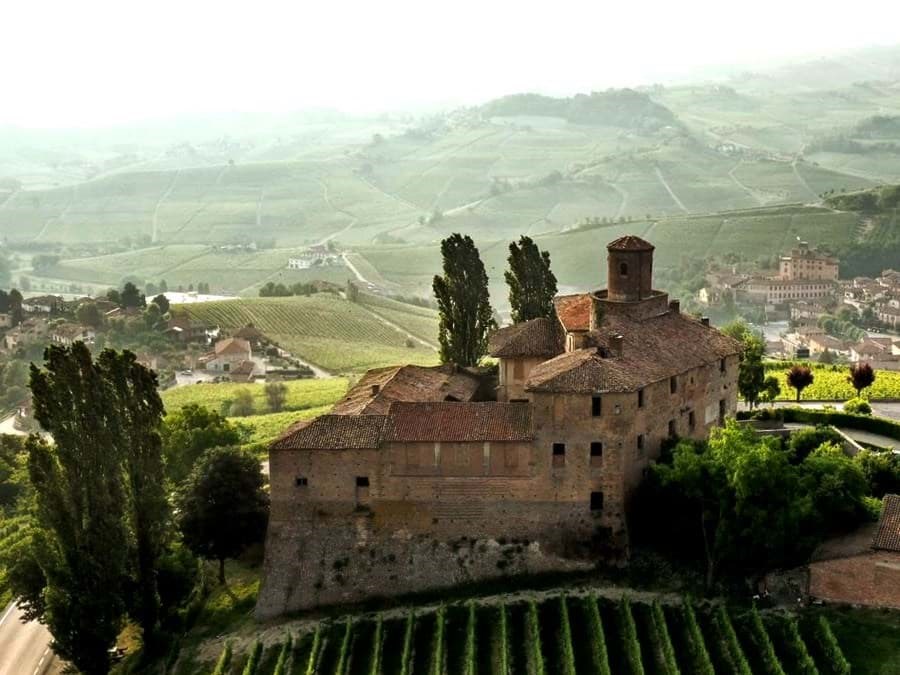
{"left": 257, "top": 236, "right": 741, "bottom": 617}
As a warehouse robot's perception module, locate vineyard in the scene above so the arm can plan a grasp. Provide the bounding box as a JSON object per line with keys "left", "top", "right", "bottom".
{"left": 765, "top": 363, "right": 900, "bottom": 401}
{"left": 179, "top": 295, "right": 439, "bottom": 373}
{"left": 195, "top": 594, "right": 852, "bottom": 675}
{"left": 161, "top": 378, "right": 348, "bottom": 417}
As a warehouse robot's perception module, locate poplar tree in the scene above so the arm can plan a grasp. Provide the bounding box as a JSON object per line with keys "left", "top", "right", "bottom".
{"left": 505, "top": 235, "right": 557, "bottom": 323}
{"left": 433, "top": 234, "right": 496, "bottom": 367}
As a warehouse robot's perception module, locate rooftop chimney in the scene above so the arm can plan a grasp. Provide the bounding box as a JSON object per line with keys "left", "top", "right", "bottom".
{"left": 669, "top": 299, "right": 680, "bottom": 314}
{"left": 700, "top": 317, "right": 710, "bottom": 327}
{"left": 608, "top": 333, "right": 624, "bottom": 357}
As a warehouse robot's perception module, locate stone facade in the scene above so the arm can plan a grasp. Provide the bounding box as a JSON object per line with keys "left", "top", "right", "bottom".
{"left": 257, "top": 235, "right": 742, "bottom": 618}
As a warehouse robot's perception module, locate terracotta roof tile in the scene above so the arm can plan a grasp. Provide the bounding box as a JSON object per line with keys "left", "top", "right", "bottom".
{"left": 553, "top": 294, "right": 592, "bottom": 332}
{"left": 873, "top": 494, "right": 900, "bottom": 552}
{"left": 272, "top": 415, "right": 387, "bottom": 450}
{"left": 384, "top": 402, "right": 533, "bottom": 442}
{"left": 488, "top": 317, "right": 564, "bottom": 358}
{"left": 331, "top": 364, "right": 481, "bottom": 416}
{"left": 607, "top": 235, "right": 654, "bottom": 251}
{"left": 214, "top": 337, "right": 252, "bottom": 356}
{"left": 527, "top": 311, "right": 741, "bottom": 393}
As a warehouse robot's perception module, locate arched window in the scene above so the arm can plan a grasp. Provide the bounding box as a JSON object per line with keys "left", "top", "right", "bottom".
{"left": 619, "top": 262, "right": 629, "bottom": 277}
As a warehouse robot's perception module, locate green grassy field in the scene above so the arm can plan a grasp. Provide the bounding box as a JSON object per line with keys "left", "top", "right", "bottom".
{"left": 179, "top": 294, "right": 439, "bottom": 373}
{"left": 162, "top": 378, "right": 348, "bottom": 416}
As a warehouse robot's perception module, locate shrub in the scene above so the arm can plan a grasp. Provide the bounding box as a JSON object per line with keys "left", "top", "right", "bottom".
{"left": 843, "top": 397, "right": 872, "bottom": 415}
{"left": 781, "top": 407, "right": 900, "bottom": 441}
{"left": 526, "top": 601, "right": 546, "bottom": 675}
{"left": 370, "top": 616, "right": 384, "bottom": 675}
{"left": 682, "top": 600, "right": 715, "bottom": 675}
{"left": 558, "top": 596, "right": 577, "bottom": 675}
{"left": 618, "top": 597, "right": 645, "bottom": 675}
{"left": 788, "top": 425, "right": 843, "bottom": 462}
{"left": 745, "top": 605, "right": 786, "bottom": 675}
{"left": 241, "top": 640, "right": 262, "bottom": 675}
{"left": 714, "top": 605, "right": 751, "bottom": 675}
{"left": 211, "top": 641, "right": 232, "bottom": 675}
{"left": 399, "top": 611, "right": 415, "bottom": 675}
{"left": 272, "top": 634, "right": 293, "bottom": 675}
{"left": 305, "top": 624, "right": 324, "bottom": 675}
{"left": 650, "top": 601, "right": 679, "bottom": 675}
{"left": 856, "top": 449, "right": 900, "bottom": 497}
{"left": 335, "top": 619, "right": 353, "bottom": 675}
{"left": 810, "top": 616, "right": 850, "bottom": 675}
{"left": 583, "top": 596, "right": 611, "bottom": 675}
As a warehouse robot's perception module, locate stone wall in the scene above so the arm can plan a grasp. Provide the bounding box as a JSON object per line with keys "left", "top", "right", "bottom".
{"left": 808, "top": 552, "right": 900, "bottom": 609}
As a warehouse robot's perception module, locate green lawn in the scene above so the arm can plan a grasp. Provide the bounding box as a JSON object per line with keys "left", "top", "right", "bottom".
{"left": 818, "top": 607, "right": 900, "bottom": 675}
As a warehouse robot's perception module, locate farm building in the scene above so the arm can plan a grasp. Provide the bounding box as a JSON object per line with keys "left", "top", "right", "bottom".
{"left": 258, "top": 235, "right": 742, "bottom": 617}
{"left": 807, "top": 494, "right": 900, "bottom": 609}
{"left": 202, "top": 336, "right": 253, "bottom": 372}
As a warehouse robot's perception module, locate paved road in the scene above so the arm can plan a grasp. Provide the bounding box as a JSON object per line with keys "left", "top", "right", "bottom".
{"left": 0, "top": 602, "right": 61, "bottom": 675}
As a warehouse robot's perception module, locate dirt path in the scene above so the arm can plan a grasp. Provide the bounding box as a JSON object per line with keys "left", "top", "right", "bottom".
{"left": 791, "top": 157, "right": 820, "bottom": 202}
{"left": 357, "top": 303, "right": 437, "bottom": 351}
{"left": 610, "top": 182, "right": 629, "bottom": 219}
{"left": 152, "top": 170, "right": 180, "bottom": 243}
{"left": 315, "top": 178, "right": 358, "bottom": 245}
{"left": 728, "top": 160, "right": 766, "bottom": 206}
{"left": 341, "top": 252, "right": 367, "bottom": 283}
{"left": 654, "top": 166, "right": 689, "bottom": 213}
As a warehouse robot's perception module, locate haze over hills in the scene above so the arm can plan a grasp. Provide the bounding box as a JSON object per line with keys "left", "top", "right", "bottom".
{"left": 2, "top": 45, "right": 900, "bottom": 303}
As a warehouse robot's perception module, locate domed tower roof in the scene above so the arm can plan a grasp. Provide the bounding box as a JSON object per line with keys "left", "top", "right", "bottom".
{"left": 607, "top": 235, "right": 654, "bottom": 252}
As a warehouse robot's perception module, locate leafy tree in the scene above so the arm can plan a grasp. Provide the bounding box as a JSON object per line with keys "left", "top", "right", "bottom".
{"left": 0, "top": 434, "right": 25, "bottom": 510}
{"left": 505, "top": 235, "right": 558, "bottom": 323}
{"left": 25, "top": 343, "right": 131, "bottom": 674}
{"left": 788, "top": 425, "right": 842, "bottom": 463}
{"left": 264, "top": 382, "right": 288, "bottom": 412}
{"left": 800, "top": 442, "right": 869, "bottom": 532}
{"left": 433, "top": 234, "right": 495, "bottom": 367}
{"left": 120, "top": 281, "right": 146, "bottom": 309}
{"left": 151, "top": 293, "right": 170, "bottom": 315}
{"left": 759, "top": 376, "right": 781, "bottom": 406}
{"left": 159, "top": 280, "right": 168, "bottom": 293}
{"left": 855, "top": 449, "right": 900, "bottom": 498}
{"left": 818, "top": 348, "right": 836, "bottom": 365}
{"left": 722, "top": 320, "right": 766, "bottom": 408}
{"left": 0, "top": 289, "right": 8, "bottom": 313}
{"left": 230, "top": 389, "right": 255, "bottom": 417}
{"left": 786, "top": 365, "right": 814, "bottom": 402}
{"left": 76, "top": 302, "right": 103, "bottom": 328}
{"left": 848, "top": 362, "right": 875, "bottom": 397}
{"left": 9, "top": 288, "right": 23, "bottom": 325}
{"left": 143, "top": 302, "right": 163, "bottom": 330}
{"left": 161, "top": 404, "right": 243, "bottom": 485}
{"left": 176, "top": 447, "right": 269, "bottom": 584}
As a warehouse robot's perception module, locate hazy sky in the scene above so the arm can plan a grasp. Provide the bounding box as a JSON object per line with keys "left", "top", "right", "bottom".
{"left": 4, "top": 0, "right": 899, "bottom": 127}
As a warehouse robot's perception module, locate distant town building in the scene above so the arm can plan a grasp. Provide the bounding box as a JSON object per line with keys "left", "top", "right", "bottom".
{"left": 778, "top": 240, "right": 839, "bottom": 281}
{"left": 49, "top": 323, "right": 96, "bottom": 347}
{"left": 287, "top": 245, "right": 337, "bottom": 269}
{"left": 202, "top": 337, "right": 253, "bottom": 373}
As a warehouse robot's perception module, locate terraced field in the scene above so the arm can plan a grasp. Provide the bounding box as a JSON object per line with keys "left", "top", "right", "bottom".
{"left": 180, "top": 295, "right": 439, "bottom": 373}
{"left": 201, "top": 594, "right": 851, "bottom": 675}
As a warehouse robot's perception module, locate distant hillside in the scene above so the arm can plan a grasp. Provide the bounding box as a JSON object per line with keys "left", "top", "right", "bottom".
{"left": 481, "top": 89, "right": 680, "bottom": 130}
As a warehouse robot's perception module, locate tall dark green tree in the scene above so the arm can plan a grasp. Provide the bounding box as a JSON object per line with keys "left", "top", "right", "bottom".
{"left": 505, "top": 235, "right": 557, "bottom": 323}
{"left": 176, "top": 447, "right": 269, "bottom": 584}
{"left": 432, "top": 234, "right": 495, "bottom": 367}
{"left": 722, "top": 320, "right": 766, "bottom": 408}
{"left": 26, "top": 343, "right": 131, "bottom": 675}
{"left": 120, "top": 282, "right": 146, "bottom": 309}
{"left": 9, "top": 288, "right": 23, "bottom": 325}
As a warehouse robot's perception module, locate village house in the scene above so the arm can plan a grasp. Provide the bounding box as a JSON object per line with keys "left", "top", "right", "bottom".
{"left": 49, "top": 323, "right": 96, "bottom": 347}
{"left": 850, "top": 337, "right": 900, "bottom": 371}
{"left": 21, "top": 294, "right": 64, "bottom": 315}
{"left": 0, "top": 313, "right": 11, "bottom": 329}
{"left": 287, "top": 245, "right": 337, "bottom": 269}
{"left": 165, "top": 314, "right": 211, "bottom": 343}
{"left": 257, "top": 235, "right": 742, "bottom": 618}
{"left": 778, "top": 240, "right": 839, "bottom": 281}
{"left": 806, "top": 494, "right": 900, "bottom": 609}
{"left": 201, "top": 336, "right": 253, "bottom": 373}
{"left": 2, "top": 319, "right": 49, "bottom": 352}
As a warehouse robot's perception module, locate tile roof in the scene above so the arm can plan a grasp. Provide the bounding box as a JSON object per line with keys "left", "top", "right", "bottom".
{"left": 488, "top": 317, "right": 564, "bottom": 358}
{"left": 553, "top": 294, "right": 592, "bottom": 332}
{"left": 215, "top": 337, "right": 252, "bottom": 356}
{"left": 873, "top": 494, "right": 900, "bottom": 552}
{"left": 608, "top": 235, "right": 654, "bottom": 251}
{"left": 383, "top": 402, "right": 533, "bottom": 442}
{"left": 526, "top": 310, "right": 742, "bottom": 393}
{"left": 271, "top": 414, "right": 387, "bottom": 450}
{"left": 331, "top": 364, "right": 481, "bottom": 416}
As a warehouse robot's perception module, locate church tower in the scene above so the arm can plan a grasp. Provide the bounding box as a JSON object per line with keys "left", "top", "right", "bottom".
{"left": 606, "top": 235, "right": 655, "bottom": 302}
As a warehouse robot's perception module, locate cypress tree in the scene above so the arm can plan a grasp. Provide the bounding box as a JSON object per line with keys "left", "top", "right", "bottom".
{"left": 432, "top": 233, "right": 495, "bottom": 367}
{"left": 505, "top": 235, "right": 557, "bottom": 323}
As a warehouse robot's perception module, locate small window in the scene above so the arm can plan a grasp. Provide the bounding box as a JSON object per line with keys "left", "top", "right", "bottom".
{"left": 668, "top": 420, "right": 676, "bottom": 437}
{"left": 295, "top": 477, "right": 308, "bottom": 487}
{"left": 619, "top": 262, "right": 629, "bottom": 277}
{"left": 590, "top": 442, "right": 603, "bottom": 457}
{"left": 513, "top": 359, "right": 525, "bottom": 380}
{"left": 719, "top": 399, "right": 726, "bottom": 423}
{"left": 670, "top": 376, "right": 677, "bottom": 394}
{"left": 552, "top": 443, "right": 566, "bottom": 456}
{"left": 591, "top": 395, "right": 602, "bottom": 417}
{"left": 638, "top": 389, "right": 644, "bottom": 408}
{"left": 510, "top": 398, "right": 529, "bottom": 404}
{"left": 720, "top": 358, "right": 727, "bottom": 373}
{"left": 688, "top": 411, "right": 696, "bottom": 430}
{"left": 637, "top": 434, "right": 644, "bottom": 454}
{"left": 356, "top": 476, "right": 370, "bottom": 487}
{"left": 590, "top": 491, "right": 604, "bottom": 511}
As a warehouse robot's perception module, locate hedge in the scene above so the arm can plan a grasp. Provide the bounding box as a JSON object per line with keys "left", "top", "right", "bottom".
{"left": 583, "top": 596, "right": 612, "bottom": 675}
{"left": 305, "top": 624, "right": 324, "bottom": 675}
{"left": 780, "top": 407, "right": 900, "bottom": 441}
{"left": 745, "top": 605, "right": 786, "bottom": 675}
{"left": 432, "top": 605, "right": 446, "bottom": 675}
{"left": 650, "top": 601, "right": 679, "bottom": 675}
{"left": 810, "top": 616, "right": 851, "bottom": 675}
{"left": 335, "top": 619, "right": 354, "bottom": 675}
{"left": 399, "top": 611, "right": 415, "bottom": 675}
{"left": 272, "top": 634, "right": 292, "bottom": 675}
{"left": 558, "top": 596, "right": 577, "bottom": 675}
{"left": 682, "top": 600, "right": 715, "bottom": 675}
{"left": 526, "top": 601, "right": 546, "bottom": 675}
{"left": 771, "top": 615, "right": 818, "bottom": 675}
{"left": 498, "top": 604, "right": 510, "bottom": 675}
{"left": 618, "top": 597, "right": 645, "bottom": 675}
{"left": 211, "top": 641, "right": 232, "bottom": 675}
{"left": 370, "top": 616, "right": 384, "bottom": 675}
{"left": 241, "top": 640, "right": 262, "bottom": 675}
{"left": 463, "top": 602, "right": 477, "bottom": 675}
{"left": 714, "top": 606, "right": 751, "bottom": 675}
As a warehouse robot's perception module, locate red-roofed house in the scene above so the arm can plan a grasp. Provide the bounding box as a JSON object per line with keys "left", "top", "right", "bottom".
{"left": 202, "top": 337, "right": 253, "bottom": 373}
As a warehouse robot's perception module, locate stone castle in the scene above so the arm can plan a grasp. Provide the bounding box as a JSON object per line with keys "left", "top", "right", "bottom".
{"left": 256, "top": 235, "right": 741, "bottom": 618}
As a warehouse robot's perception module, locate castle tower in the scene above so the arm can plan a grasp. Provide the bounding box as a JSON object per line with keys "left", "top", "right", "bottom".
{"left": 606, "top": 235, "right": 655, "bottom": 302}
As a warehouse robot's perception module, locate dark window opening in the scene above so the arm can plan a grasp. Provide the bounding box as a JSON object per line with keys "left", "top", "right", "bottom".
{"left": 356, "top": 476, "right": 370, "bottom": 487}
{"left": 720, "top": 358, "right": 727, "bottom": 373}
{"left": 637, "top": 434, "right": 644, "bottom": 452}
{"left": 670, "top": 376, "right": 677, "bottom": 394}
{"left": 590, "top": 442, "right": 603, "bottom": 457}
{"left": 444, "top": 394, "right": 460, "bottom": 402}
{"left": 591, "top": 395, "right": 602, "bottom": 417}
{"left": 510, "top": 398, "right": 529, "bottom": 404}
{"left": 590, "top": 491, "right": 604, "bottom": 511}
{"left": 719, "top": 399, "right": 726, "bottom": 423}
{"left": 668, "top": 420, "right": 676, "bottom": 437}
{"left": 295, "top": 477, "right": 308, "bottom": 487}
{"left": 552, "top": 443, "right": 566, "bottom": 456}
{"left": 688, "top": 411, "right": 696, "bottom": 429}
{"left": 619, "top": 262, "right": 629, "bottom": 277}
{"left": 638, "top": 389, "right": 645, "bottom": 408}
